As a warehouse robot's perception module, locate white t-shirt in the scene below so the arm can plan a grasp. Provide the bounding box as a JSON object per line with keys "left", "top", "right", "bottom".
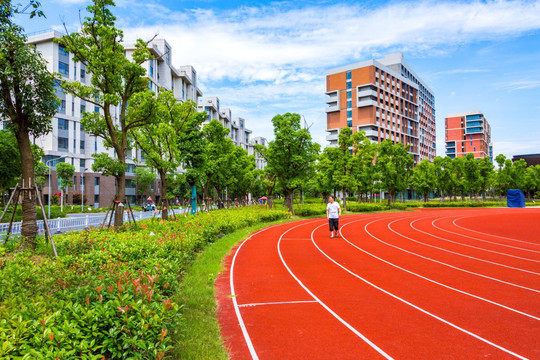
{"left": 327, "top": 201, "right": 340, "bottom": 219}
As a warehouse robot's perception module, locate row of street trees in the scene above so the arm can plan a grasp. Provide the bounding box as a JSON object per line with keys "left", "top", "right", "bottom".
{"left": 2, "top": 0, "right": 540, "bottom": 249}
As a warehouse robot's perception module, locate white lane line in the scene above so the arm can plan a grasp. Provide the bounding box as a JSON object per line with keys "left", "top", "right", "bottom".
{"left": 386, "top": 218, "right": 540, "bottom": 276}
{"left": 453, "top": 216, "right": 540, "bottom": 247}
{"left": 427, "top": 216, "right": 540, "bottom": 254}
{"left": 407, "top": 217, "right": 540, "bottom": 261}
{"left": 365, "top": 217, "right": 540, "bottom": 293}
{"left": 281, "top": 238, "right": 313, "bottom": 240}
{"left": 312, "top": 223, "right": 530, "bottom": 360}
{"left": 338, "top": 220, "right": 540, "bottom": 321}
{"left": 229, "top": 220, "right": 321, "bottom": 360}
{"left": 277, "top": 221, "right": 394, "bottom": 360}
{"left": 238, "top": 300, "right": 318, "bottom": 308}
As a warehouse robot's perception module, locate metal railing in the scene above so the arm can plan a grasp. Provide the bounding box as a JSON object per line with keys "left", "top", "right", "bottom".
{"left": 1, "top": 201, "right": 261, "bottom": 237}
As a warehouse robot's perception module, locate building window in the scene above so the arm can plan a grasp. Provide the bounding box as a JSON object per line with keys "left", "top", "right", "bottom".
{"left": 80, "top": 68, "right": 86, "bottom": 82}
{"left": 347, "top": 91, "right": 351, "bottom": 99}
{"left": 347, "top": 100, "right": 352, "bottom": 109}
{"left": 80, "top": 140, "right": 85, "bottom": 152}
{"left": 347, "top": 120, "right": 352, "bottom": 127}
{"left": 346, "top": 71, "right": 352, "bottom": 80}
{"left": 80, "top": 104, "right": 86, "bottom": 114}
{"left": 94, "top": 177, "right": 100, "bottom": 186}
{"left": 59, "top": 100, "right": 66, "bottom": 113}
{"left": 126, "top": 164, "right": 136, "bottom": 173}
{"left": 346, "top": 82, "right": 352, "bottom": 90}
{"left": 58, "top": 118, "right": 69, "bottom": 130}
{"left": 58, "top": 45, "right": 68, "bottom": 57}
{"left": 347, "top": 110, "right": 352, "bottom": 119}
{"left": 94, "top": 106, "right": 99, "bottom": 113}
{"left": 58, "top": 61, "right": 69, "bottom": 76}
{"left": 94, "top": 194, "right": 99, "bottom": 204}
{"left": 58, "top": 137, "right": 68, "bottom": 151}
{"left": 81, "top": 159, "right": 86, "bottom": 169}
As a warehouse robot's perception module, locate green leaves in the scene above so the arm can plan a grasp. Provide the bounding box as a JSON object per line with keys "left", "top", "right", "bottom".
{"left": 0, "top": 207, "right": 289, "bottom": 358}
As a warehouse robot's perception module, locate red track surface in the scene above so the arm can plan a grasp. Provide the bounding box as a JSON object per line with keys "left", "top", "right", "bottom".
{"left": 215, "top": 208, "right": 540, "bottom": 359}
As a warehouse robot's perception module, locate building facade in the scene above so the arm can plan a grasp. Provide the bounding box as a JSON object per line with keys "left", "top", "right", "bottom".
{"left": 197, "top": 97, "right": 253, "bottom": 151}
{"left": 248, "top": 136, "right": 268, "bottom": 170}
{"left": 326, "top": 53, "right": 436, "bottom": 164}
{"left": 445, "top": 111, "right": 493, "bottom": 162}
{"left": 5, "top": 31, "right": 202, "bottom": 208}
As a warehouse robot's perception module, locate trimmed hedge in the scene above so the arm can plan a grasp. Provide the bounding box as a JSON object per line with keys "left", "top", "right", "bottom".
{"left": 0, "top": 206, "right": 289, "bottom": 359}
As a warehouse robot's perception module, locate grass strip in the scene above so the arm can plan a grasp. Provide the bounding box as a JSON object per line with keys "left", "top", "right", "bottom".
{"left": 172, "top": 218, "right": 297, "bottom": 359}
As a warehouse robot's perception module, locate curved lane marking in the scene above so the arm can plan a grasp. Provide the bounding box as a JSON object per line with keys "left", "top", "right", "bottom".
{"left": 229, "top": 220, "right": 324, "bottom": 360}
{"left": 312, "top": 221, "right": 530, "bottom": 360}
{"left": 386, "top": 218, "right": 540, "bottom": 276}
{"left": 337, "top": 219, "right": 540, "bottom": 321}
{"left": 453, "top": 215, "right": 540, "bottom": 246}
{"left": 362, "top": 217, "right": 540, "bottom": 293}
{"left": 406, "top": 217, "right": 540, "bottom": 261}
{"left": 428, "top": 216, "right": 540, "bottom": 254}
{"left": 277, "top": 219, "right": 395, "bottom": 360}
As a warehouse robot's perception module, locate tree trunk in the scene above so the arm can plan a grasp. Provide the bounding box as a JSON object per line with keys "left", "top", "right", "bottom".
{"left": 284, "top": 189, "right": 294, "bottom": 215}
{"left": 114, "top": 172, "right": 126, "bottom": 227}
{"left": 342, "top": 187, "right": 347, "bottom": 211}
{"left": 17, "top": 130, "right": 38, "bottom": 248}
{"left": 160, "top": 171, "right": 168, "bottom": 220}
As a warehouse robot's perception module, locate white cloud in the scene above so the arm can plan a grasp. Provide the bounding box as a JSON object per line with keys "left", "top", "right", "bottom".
{"left": 114, "top": 1, "right": 540, "bottom": 145}
{"left": 498, "top": 80, "right": 540, "bottom": 91}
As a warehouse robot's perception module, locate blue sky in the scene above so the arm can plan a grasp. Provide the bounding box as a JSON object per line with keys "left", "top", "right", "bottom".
{"left": 15, "top": 0, "right": 540, "bottom": 159}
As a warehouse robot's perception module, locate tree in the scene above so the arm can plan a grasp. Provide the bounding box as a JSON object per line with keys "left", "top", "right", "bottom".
{"left": 134, "top": 166, "right": 156, "bottom": 204}
{"left": 57, "top": 0, "right": 154, "bottom": 226}
{"left": 129, "top": 92, "right": 204, "bottom": 219}
{"left": 411, "top": 159, "right": 436, "bottom": 202}
{"left": 314, "top": 150, "right": 335, "bottom": 202}
{"left": 0, "top": 130, "right": 20, "bottom": 206}
{"left": 477, "top": 156, "right": 494, "bottom": 201}
{"left": 256, "top": 113, "right": 319, "bottom": 214}
{"left": 375, "top": 139, "right": 413, "bottom": 206}
{"left": 200, "top": 119, "right": 236, "bottom": 205}
{"left": 495, "top": 154, "right": 512, "bottom": 199}
{"left": 228, "top": 147, "right": 256, "bottom": 201}
{"left": 523, "top": 165, "right": 540, "bottom": 199}
{"left": 451, "top": 156, "right": 467, "bottom": 200}
{"left": 56, "top": 162, "right": 75, "bottom": 208}
{"left": 0, "top": 1, "right": 58, "bottom": 247}
{"left": 332, "top": 127, "right": 356, "bottom": 210}
{"left": 433, "top": 156, "right": 453, "bottom": 202}
{"left": 351, "top": 131, "right": 377, "bottom": 202}
{"left": 463, "top": 153, "right": 480, "bottom": 200}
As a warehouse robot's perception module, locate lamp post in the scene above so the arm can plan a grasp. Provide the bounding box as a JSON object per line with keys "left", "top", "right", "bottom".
{"left": 81, "top": 168, "right": 88, "bottom": 211}
{"left": 46, "top": 155, "right": 69, "bottom": 219}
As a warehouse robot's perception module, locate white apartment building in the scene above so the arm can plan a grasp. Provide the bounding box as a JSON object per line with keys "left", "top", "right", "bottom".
{"left": 248, "top": 136, "right": 268, "bottom": 170}
{"left": 197, "top": 97, "right": 253, "bottom": 151}
{"left": 3, "top": 30, "right": 202, "bottom": 207}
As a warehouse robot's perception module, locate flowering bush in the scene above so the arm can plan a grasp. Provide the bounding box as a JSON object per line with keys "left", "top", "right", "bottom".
{"left": 0, "top": 206, "right": 289, "bottom": 359}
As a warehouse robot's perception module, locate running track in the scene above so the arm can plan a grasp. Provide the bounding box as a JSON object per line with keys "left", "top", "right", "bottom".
{"left": 215, "top": 208, "right": 540, "bottom": 359}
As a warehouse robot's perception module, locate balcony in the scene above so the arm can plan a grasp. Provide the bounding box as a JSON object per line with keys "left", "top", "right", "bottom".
{"left": 326, "top": 133, "right": 339, "bottom": 142}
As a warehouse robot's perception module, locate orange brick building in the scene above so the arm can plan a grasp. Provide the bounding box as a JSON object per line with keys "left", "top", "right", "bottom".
{"left": 445, "top": 111, "right": 493, "bottom": 161}
{"left": 326, "top": 53, "right": 436, "bottom": 164}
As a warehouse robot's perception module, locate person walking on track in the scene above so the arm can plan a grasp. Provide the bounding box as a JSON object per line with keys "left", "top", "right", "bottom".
{"left": 326, "top": 196, "right": 341, "bottom": 238}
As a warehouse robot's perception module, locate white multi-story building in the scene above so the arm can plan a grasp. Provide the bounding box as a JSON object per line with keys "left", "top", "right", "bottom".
{"left": 197, "top": 97, "right": 253, "bottom": 151}
{"left": 231, "top": 117, "right": 252, "bottom": 151}
{"left": 3, "top": 30, "right": 202, "bottom": 207}
{"left": 248, "top": 136, "right": 268, "bottom": 170}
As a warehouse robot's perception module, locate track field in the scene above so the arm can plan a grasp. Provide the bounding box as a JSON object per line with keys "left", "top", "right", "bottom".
{"left": 215, "top": 208, "right": 540, "bottom": 359}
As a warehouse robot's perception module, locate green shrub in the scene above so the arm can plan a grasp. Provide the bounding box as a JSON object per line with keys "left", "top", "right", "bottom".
{"left": 346, "top": 202, "right": 388, "bottom": 212}
{"left": 0, "top": 206, "right": 289, "bottom": 359}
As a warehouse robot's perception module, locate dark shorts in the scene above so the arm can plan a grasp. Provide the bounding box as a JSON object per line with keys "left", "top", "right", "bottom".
{"left": 328, "top": 218, "right": 339, "bottom": 231}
